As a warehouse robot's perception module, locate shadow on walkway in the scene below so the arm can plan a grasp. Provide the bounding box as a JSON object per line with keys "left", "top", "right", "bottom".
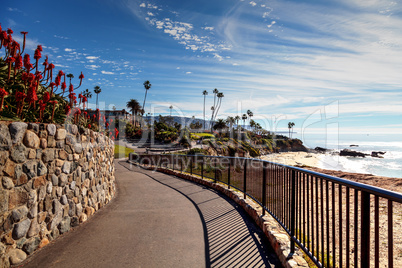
{"left": 119, "top": 161, "right": 281, "bottom": 267}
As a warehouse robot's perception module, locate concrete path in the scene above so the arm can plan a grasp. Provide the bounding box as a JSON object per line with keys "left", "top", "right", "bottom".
{"left": 21, "top": 160, "right": 281, "bottom": 268}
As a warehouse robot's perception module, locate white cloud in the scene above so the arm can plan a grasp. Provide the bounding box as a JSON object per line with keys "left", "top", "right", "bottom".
{"left": 203, "top": 26, "right": 214, "bottom": 31}
{"left": 101, "top": 70, "right": 115, "bottom": 75}
{"left": 64, "top": 48, "right": 74, "bottom": 52}
{"left": 147, "top": 12, "right": 155, "bottom": 16}
{"left": 249, "top": 1, "right": 257, "bottom": 7}
{"left": 139, "top": 3, "right": 146, "bottom": 8}
{"left": 186, "top": 72, "right": 192, "bottom": 74}
{"left": 85, "top": 65, "right": 101, "bottom": 70}
{"left": 267, "top": 21, "right": 276, "bottom": 28}
{"left": 86, "top": 56, "right": 99, "bottom": 60}
{"left": 213, "top": 53, "right": 223, "bottom": 61}
{"left": 54, "top": 35, "right": 69, "bottom": 40}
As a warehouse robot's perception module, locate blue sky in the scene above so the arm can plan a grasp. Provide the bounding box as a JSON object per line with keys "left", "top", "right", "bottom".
{"left": 2, "top": 0, "right": 402, "bottom": 136}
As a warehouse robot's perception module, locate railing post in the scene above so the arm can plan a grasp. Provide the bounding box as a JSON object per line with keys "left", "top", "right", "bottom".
{"left": 201, "top": 156, "right": 204, "bottom": 179}
{"left": 180, "top": 156, "right": 183, "bottom": 173}
{"left": 361, "top": 191, "right": 371, "bottom": 268}
{"left": 172, "top": 155, "right": 175, "bottom": 171}
{"left": 262, "top": 162, "right": 267, "bottom": 216}
{"left": 243, "top": 159, "right": 247, "bottom": 199}
{"left": 290, "top": 169, "right": 296, "bottom": 253}
{"left": 190, "top": 156, "right": 193, "bottom": 175}
{"left": 214, "top": 158, "right": 217, "bottom": 183}
{"left": 228, "top": 158, "right": 231, "bottom": 189}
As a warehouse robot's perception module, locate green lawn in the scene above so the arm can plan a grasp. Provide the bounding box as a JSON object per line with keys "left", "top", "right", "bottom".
{"left": 114, "top": 145, "right": 135, "bottom": 158}
{"left": 191, "top": 133, "right": 215, "bottom": 140}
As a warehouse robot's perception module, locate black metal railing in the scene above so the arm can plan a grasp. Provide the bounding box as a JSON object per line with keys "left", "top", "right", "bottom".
{"left": 130, "top": 154, "right": 402, "bottom": 268}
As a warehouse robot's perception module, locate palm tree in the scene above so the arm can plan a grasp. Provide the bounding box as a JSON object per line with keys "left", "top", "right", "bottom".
{"left": 213, "top": 119, "right": 227, "bottom": 132}
{"left": 226, "top": 116, "right": 235, "bottom": 137}
{"left": 214, "top": 92, "right": 224, "bottom": 119}
{"left": 202, "top": 90, "right": 208, "bottom": 130}
{"left": 210, "top": 88, "right": 219, "bottom": 127}
{"left": 242, "top": 114, "right": 248, "bottom": 130}
{"left": 82, "top": 89, "right": 92, "bottom": 110}
{"left": 66, "top": 73, "right": 74, "bottom": 83}
{"left": 169, "top": 105, "right": 173, "bottom": 117}
{"left": 142, "top": 80, "right": 151, "bottom": 115}
{"left": 234, "top": 115, "right": 240, "bottom": 128}
{"left": 94, "top": 86, "right": 102, "bottom": 109}
{"left": 127, "top": 99, "right": 142, "bottom": 126}
{"left": 288, "top": 122, "right": 295, "bottom": 138}
{"left": 247, "top": 110, "right": 253, "bottom": 126}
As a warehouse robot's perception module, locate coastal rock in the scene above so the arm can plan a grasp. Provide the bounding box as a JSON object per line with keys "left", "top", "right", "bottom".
{"left": 371, "top": 151, "right": 386, "bottom": 158}
{"left": 314, "top": 147, "right": 328, "bottom": 153}
{"left": 340, "top": 149, "right": 367, "bottom": 158}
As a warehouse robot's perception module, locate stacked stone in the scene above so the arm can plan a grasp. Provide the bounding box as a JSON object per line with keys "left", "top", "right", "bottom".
{"left": 0, "top": 122, "right": 116, "bottom": 267}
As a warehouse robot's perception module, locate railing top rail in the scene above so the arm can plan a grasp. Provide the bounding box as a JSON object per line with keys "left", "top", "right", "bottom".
{"left": 140, "top": 153, "right": 402, "bottom": 202}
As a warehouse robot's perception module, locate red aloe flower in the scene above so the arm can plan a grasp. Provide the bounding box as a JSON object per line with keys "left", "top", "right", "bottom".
{"left": 7, "top": 28, "right": 13, "bottom": 35}
{"left": 16, "top": 91, "right": 26, "bottom": 102}
{"left": 47, "top": 63, "right": 55, "bottom": 81}
{"left": 65, "top": 105, "right": 71, "bottom": 115}
{"left": 23, "top": 54, "right": 31, "bottom": 72}
{"left": 20, "top": 31, "right": 28, "bottom": 53}
{"left": 14, "top": 54, "right": 22, "bottom": 69}
{"left": 76, "top": 72, "right": 84, "bottom": 88}
{"left": 27, "top": 73, "right": 35, "bottom": 86}
{"left": 34, "top": 45, "right": 42, "bottom": 72}
{"left": 82, "top": 96, "right": 87, "bottom": 110}
{"left": 49, "top": 82, "right": 56, "bottom": 97}
{"left": 43, "top": 92, "right": 50, "bottom": 102}
{"left": 42, "top": 55, "right": 48, "bottom": 75}
{"left": 88, "top": 124, "right": 91, "bottom": 129}
{"left": 0, "top": 88, "right": 9, "bottom": 112}
{"left": 69, "top": 84, "right": 74, "bottom": 93}
{"left": 13, "top": 54, "right": 23, "bottom": 79}
{"left": 55, "top": 75, "right": 61, "bottom": 87}
{"left": 21, "top": 72, "right": 28, "bottom": 82}
{"left": 61, "top": 82, "right": 67, "bottom": 93}
{"left": 27, "top": 85, "right": 38, "bottom": 108}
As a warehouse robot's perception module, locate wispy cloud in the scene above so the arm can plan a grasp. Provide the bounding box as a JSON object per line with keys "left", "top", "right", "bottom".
{"left": 101, "top": 70, "right": 115, "bottom": 75}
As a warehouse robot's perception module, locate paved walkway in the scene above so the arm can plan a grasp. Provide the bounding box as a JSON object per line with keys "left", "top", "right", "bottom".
{"left": 21, "top": 160, "right": 281, "bottom": 268}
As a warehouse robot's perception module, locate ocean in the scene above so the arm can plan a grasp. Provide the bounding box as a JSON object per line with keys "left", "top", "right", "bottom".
{"left": 293, "top": 133, "right": 402, "bottom": 179}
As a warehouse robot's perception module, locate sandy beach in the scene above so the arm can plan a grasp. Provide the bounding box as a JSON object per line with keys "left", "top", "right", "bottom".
{"left": 260, "top": 152, "right": 321, "bottom": 168}
{"left": 260, "top": 151, "right": 402, "bottom": 193}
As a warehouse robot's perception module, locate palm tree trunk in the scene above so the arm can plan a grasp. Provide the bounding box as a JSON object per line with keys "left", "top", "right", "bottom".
{"left": 203, "top": 96, "right": 206, "bottom": 130}
{"left": 142, "top": 90, "right": 148, "bottom": 114}
{"left": 96, "top": 94, "right": 99, "bottom": 109}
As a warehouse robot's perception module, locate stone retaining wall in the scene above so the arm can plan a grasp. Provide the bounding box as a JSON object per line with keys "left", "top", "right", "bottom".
{"left": 0, "top": 122, "right": 116, "bottom": 267}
